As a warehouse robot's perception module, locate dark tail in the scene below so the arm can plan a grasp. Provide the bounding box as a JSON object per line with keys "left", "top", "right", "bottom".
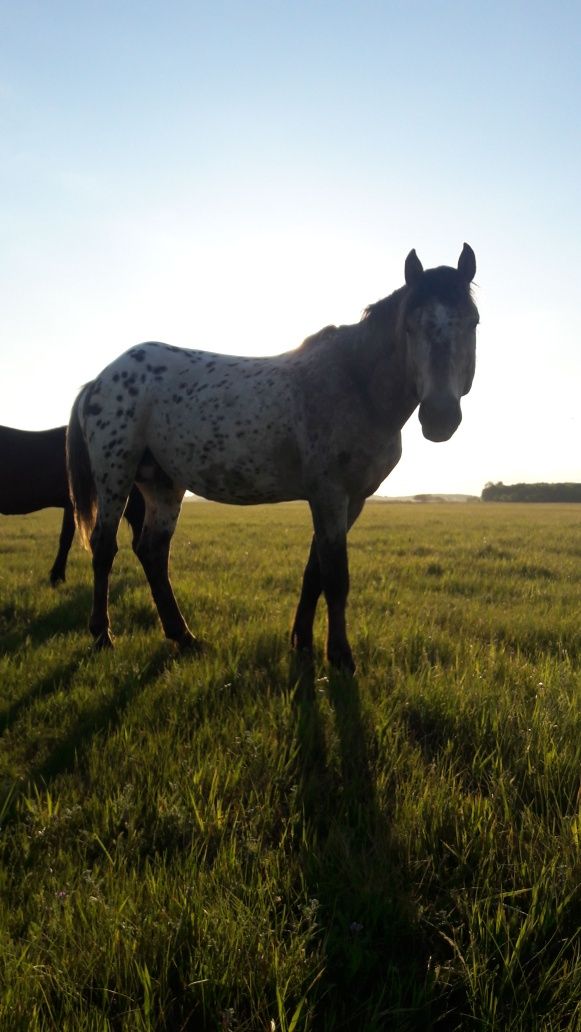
{"left": 66, "top": 387, "right": 97, "bottom": 550}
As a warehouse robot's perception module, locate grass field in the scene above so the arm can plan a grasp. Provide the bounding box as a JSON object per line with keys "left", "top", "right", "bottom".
{"left": 0, "top": 501, "right": 579, "bottom": 1031}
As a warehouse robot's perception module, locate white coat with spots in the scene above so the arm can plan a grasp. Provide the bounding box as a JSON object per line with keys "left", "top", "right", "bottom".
{"left": 67, "top": 245, "right": 479, "bottom": 670}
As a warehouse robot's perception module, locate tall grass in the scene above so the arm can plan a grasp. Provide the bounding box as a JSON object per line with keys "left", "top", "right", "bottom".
{"left": 0, "top": 502, "right": 579, "bottom": 1030}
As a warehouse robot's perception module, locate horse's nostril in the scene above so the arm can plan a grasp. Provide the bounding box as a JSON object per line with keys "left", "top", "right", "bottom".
{"left": 419, "top": 397, "right": 462, "bottom": 442}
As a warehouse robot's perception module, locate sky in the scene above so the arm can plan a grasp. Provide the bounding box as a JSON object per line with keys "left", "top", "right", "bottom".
{"left": 1, "top": 0, "right": 579, "bottom": 497}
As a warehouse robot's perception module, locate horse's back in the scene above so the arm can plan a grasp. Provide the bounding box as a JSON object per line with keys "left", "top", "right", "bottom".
{"left": 80, "top": 342, "right": 306, "bottom": 504}
{"left": 79, "top": 337, "right": 405, "bottom": 506}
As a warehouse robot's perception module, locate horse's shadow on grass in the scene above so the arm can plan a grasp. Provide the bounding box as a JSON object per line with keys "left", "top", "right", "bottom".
{"left": 0, "top": 584, "right": 92, "bottom": 653}
{"left": 290, "top": 656, "right": 437, "bottom": 1030}
{"left": 0, "top": 646, "right": 175, "bottom": 824}
{"left": 0, "top": 654, "right": 84, "bottom": 738}
{"left": 35, "top": 646, "right": 174, "bottom": 786}
{"left": 0, "top": 582, "right": 159, "bottom": 654}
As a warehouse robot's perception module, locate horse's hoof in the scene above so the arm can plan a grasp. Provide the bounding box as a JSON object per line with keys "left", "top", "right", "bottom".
{"left": 328, "top": 647, "right": 356, "bottom": 674}
{"left": 290, "top": 644, "right": 315, "bottom": 671}
{"left": 291, "top": 644, "right": 315, "bottom": 668}
{"left": 176, "top": 632, "right": 205, "bottom": 654}
{"left": 50, "top": 573, "right": 66, "bottom": 587}
{"left": 91, "top": 631, "right": 114, "bottom": 651}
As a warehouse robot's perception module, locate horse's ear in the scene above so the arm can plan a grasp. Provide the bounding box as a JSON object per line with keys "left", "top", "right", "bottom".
{"left": 405, "top": 249, "right": 423, "bottom": 286}
{"left": 458, "top": 243, "right": 476, "bottom": 283}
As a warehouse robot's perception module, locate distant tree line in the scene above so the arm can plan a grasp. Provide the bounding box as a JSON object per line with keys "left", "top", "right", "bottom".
{"left": 481, "top": 482, "right": 581, "bottom": 502}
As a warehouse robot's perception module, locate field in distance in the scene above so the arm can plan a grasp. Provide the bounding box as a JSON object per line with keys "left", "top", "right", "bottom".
{"left": 0, "top": 502, "right": 579, "bottom": 1031}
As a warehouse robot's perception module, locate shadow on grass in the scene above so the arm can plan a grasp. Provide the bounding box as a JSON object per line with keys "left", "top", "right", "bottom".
{"left": 0, "top": 581, "right": 165, "bottom": 655}
{"left": 0, "top": 655, "right": 84, "bottom": 738}
{"left": 34, "top": 646, "right": 174, "bottom": 787}
{"left": 290, "top": 655, "right": 440, "bottom": 1031}
{"left": 0, "top": 585, "right": 93, "bottom": 653}
{"left": 0, "top": 646, "right": 175, "bottom": 825}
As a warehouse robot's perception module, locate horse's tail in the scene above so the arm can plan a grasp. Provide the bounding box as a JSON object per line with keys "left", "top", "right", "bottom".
{"left": 66, "top": 386, "right": 97, "bottom": 550}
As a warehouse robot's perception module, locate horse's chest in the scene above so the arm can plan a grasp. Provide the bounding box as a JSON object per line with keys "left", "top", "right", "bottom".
{"left": 339, "top": 435, "right": 402, "bottom": 497}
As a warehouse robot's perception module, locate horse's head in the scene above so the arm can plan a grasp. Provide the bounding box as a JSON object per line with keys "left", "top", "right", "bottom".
{"left": 402, "top": 244, "right": 478, "bottom": 442}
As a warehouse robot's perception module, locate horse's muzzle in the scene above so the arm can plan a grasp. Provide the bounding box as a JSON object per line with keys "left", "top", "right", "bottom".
{"left": 418, "top": 397, "right": 462, "bottom": 442}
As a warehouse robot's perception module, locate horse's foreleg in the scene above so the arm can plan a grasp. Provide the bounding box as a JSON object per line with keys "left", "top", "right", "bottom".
{"left": 89, "top": 521, "right": 118, "bottom": 649}
{"left": 308, "top": 495, "right": 356, "bottom": 673}
{"left": 319, "top": 537, "right": 353, "bottom": 672}
{"left": 291, "top": 535, "right": 321, "bottom": 654}
{"left": 49, "top": 503, "right": 76, "bottom": 585}
{"left": 293, "top": 498, "right": 365, "bottom": 667}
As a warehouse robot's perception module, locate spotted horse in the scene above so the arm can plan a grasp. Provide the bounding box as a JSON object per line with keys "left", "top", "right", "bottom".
{"left": 67, "top": 244, "right": 479, "bottom": 671}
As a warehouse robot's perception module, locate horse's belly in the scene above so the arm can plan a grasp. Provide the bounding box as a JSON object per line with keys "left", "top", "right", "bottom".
{"left": 191, "top": 476, "right": 300, "bottom": 505}
{"left": 188, "top": 464, "right": 303, "bottom": 504}
{"left": 155, "top": 436, "right": 304, "bottom": 505}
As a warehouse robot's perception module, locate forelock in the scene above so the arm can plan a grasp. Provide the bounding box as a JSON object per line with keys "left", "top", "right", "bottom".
{"left": 405, "top": 266, "right": 473, "bottom": 313}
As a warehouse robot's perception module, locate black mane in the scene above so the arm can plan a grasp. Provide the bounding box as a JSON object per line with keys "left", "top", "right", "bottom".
{"left": 363, "top": 265, "right": 474, "bottom": 325}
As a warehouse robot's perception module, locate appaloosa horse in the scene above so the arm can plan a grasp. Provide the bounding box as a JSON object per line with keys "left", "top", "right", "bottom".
{"left": 0, "top": 425, "right": 144, "bottom": 584}
{"left": 67, "top": 245, "right": 478, "bottom": 670}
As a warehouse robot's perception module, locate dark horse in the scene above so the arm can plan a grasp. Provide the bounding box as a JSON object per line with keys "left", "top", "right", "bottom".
{"left": 0, "top": 425, "right": 144, "bottom": 585}
{"left": 67, "top": 245, "right": 478, "bottom": 670}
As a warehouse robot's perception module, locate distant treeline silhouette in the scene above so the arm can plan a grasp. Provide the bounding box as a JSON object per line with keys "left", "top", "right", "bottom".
{"left": 481, "top": 482, "right": 581, "bottom": 502}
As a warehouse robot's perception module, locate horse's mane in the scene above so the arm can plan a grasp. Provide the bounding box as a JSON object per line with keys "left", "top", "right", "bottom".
{"left": 298, "top": 266, "right": 475, "bottom": 354}
{"left": 363, "top": 266, "right": 474, "bottom": 327}
{"left": 298, "top": 324, "right": 339, "bottom": 350}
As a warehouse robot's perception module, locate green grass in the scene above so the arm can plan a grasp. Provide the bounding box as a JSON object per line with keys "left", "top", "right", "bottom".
{"left": 0, "top": 502, "right": 579, "bottom": 1031}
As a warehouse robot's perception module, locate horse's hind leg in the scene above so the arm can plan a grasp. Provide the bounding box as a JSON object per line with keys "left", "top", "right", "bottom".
{"left": 89, "top": 514, "right": 121, "bottom": 649}
{"left": 133, "top": 480, "right": 198, "bottom": 650}
{"left": 50, "top": 502, "right": 76, "bottom": 585}
{"left": 123, "top": 486, "right": 145, "bottom": 547}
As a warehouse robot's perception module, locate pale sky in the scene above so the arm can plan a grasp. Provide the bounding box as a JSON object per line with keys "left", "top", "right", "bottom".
{"left": 1, "top": 0, "right": 579, "bottom": 497}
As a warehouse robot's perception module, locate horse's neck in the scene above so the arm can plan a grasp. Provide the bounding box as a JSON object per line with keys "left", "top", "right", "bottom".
{"left": 351, "top": 300, "right": 417, "bottom": 431}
